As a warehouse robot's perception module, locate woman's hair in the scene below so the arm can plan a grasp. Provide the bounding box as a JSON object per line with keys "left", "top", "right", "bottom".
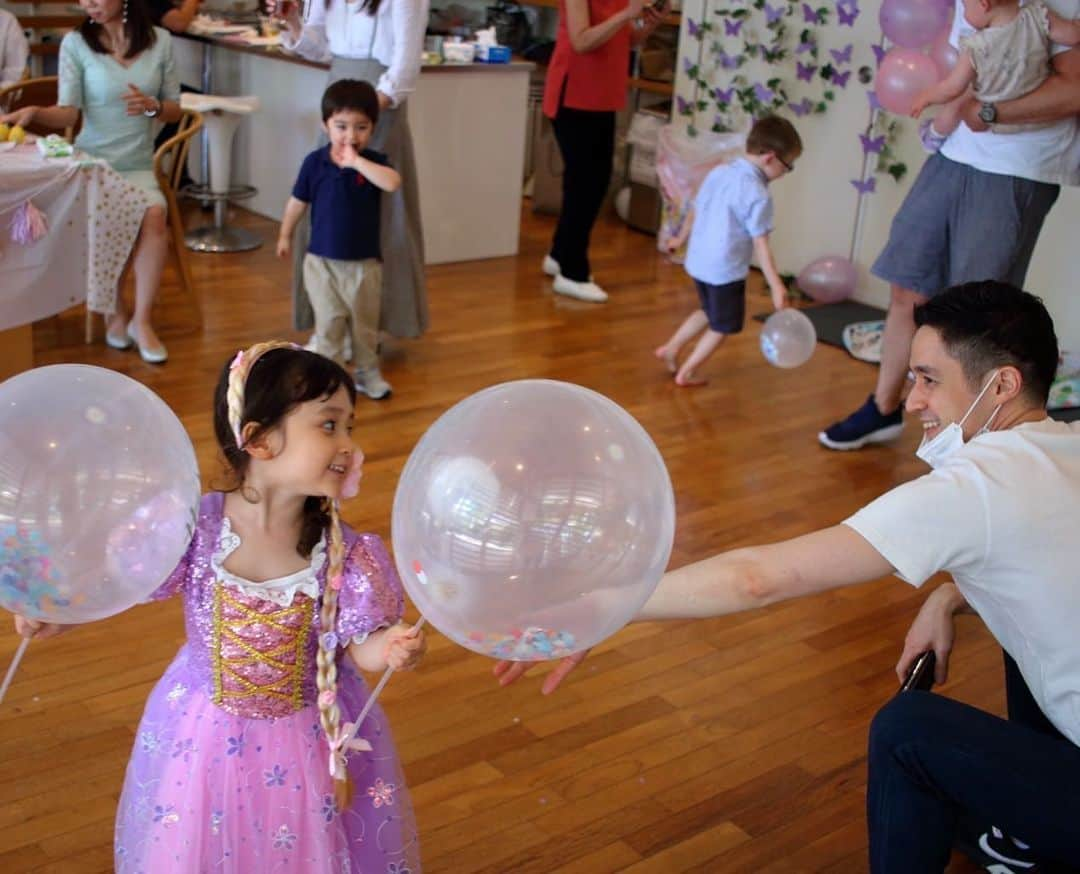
{"left": 914, "top": 280, "right": 1059, "bottom": 404}
{"left": 321, "top": 78, "right": 381, "bottom": 125}
{"left": 213, "top": 342, "right": 358, "bottom": 806}
{"left": 79, "top": 0, "right": 157, "bottom": 58}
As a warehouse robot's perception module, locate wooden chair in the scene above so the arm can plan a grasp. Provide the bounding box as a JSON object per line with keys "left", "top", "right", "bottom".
{"left": 85, "top": 110, "right": 205, "bottom": 342}
{"left": 154, "top": 110, "right": 204, "bottom": 332}
{"left": 0, "top": 76, "right": 78, "bottom": 140}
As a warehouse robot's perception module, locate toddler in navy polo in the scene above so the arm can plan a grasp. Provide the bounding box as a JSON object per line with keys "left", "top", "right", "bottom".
{"left": 277, "top": 79, "right": 402, "bottom": 400}
{"left": 656, "top": 115, "right": 803, "bottom": 387}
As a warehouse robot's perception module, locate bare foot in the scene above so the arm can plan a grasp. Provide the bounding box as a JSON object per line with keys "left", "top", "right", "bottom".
{"left": 674, "top": 369, "right": 707, "bottom": 387}
{"left": 654, "top": 345, "right": 678, "bottom": 373}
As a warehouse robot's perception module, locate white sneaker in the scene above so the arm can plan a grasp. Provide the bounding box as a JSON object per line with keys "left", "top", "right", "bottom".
{"left": 354, "top": 367, "right": 392, "bottom": 400}
{"left": 553, "top": 274, "right": 608, "bottom": 303}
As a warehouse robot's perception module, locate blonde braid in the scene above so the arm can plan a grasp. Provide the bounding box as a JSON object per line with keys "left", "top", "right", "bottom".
{"left": 317, "top": 499, "right": 352, "bottom": 810}
{"left": 226, "top": 340, "right": 299, "bottom": 448}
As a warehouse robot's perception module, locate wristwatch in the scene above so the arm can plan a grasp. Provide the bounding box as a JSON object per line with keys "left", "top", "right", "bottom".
{"left": 144, "top": 98, "right": 161, "bottom": 119}
{"left": 978, "top": 101, "right": 998, "bottom": 125}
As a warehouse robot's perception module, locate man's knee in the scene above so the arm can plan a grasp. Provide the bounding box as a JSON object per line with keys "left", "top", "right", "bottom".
{"left": 870, "top": 691, "right": 940, "bottom": 756}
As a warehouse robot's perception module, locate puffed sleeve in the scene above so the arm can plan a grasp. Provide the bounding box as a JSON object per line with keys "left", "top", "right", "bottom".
{"left": 335, "top": 533, "right": 404, "bottom": 640}
{"left": 57, "top": 32, "right": 84, "bottom": 109}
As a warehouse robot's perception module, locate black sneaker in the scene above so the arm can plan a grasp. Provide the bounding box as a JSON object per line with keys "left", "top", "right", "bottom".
{"left": 818, "top": 394, "right": 904, "bottom": 450}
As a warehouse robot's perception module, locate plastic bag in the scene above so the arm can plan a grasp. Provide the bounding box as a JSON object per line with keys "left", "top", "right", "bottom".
{"left": 655, "top": 126, "right": 745, "bottom": 259}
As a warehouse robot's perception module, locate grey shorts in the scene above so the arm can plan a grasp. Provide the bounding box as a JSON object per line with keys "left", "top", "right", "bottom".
{"left": 872, "top": 153, "right": 1060, "bottom": 298}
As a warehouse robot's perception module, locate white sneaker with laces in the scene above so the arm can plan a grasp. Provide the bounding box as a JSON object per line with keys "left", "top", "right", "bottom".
{"left": 553, "top": 274, "right": 608, "bottom": 303}
{"left": 355, "top": 367, "right": 392, "bottom": 400}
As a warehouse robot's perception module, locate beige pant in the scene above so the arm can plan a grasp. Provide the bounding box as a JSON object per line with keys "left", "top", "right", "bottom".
{"left": 302, "top": 254, "right": 382, "bottom": 372}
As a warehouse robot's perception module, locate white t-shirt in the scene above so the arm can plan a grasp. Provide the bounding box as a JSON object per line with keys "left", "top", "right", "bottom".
{"left": 940, "top": 0, "right": 1080, "bottom": 186}
{"left": 281, "top": 0, "right": 429, "bottom": 106}
{"left": 844, "top": 418, "right": 1080, "bottom": 745}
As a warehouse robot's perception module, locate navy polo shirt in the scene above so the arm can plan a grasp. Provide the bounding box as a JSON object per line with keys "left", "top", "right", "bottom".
{"left": 292, "top": 146, "right": 388, "bottom": 262}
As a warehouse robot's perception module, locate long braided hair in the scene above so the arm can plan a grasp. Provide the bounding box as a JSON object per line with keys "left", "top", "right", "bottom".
{"left": 213, "top": 341, "right": 358, "bottom": 807}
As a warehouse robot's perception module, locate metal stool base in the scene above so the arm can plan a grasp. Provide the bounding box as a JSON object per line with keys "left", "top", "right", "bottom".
{"left": 185, "top": 224, "right": 262, "bottom": 253}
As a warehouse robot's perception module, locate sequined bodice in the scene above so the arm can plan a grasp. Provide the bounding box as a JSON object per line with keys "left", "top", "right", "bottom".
{"left": 211, "top": 585, "right": 315, "bottom": 719}
{"left": 205, "top": 517, "right": 326, "bottom": 720}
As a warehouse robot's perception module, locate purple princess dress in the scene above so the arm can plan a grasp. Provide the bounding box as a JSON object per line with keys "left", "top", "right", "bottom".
{"left": 114, "top": 493, "right": 421, "bottom": 874}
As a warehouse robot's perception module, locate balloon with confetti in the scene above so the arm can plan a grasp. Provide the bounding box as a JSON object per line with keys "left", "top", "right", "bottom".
{"left": 0, "top": 365, "right": 200, "bottom": 623}
{"left": 392, "top": 380, "right": 675, "bottom": 661}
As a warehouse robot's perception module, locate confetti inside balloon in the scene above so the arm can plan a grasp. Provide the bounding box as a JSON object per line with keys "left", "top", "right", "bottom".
{"left": 0, "top": 365, "right": 200, "bottom": 623}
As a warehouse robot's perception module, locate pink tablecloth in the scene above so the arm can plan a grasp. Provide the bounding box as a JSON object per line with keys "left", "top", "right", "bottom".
{"left": 0, "top": 143, "right": 152, "bottom": 331}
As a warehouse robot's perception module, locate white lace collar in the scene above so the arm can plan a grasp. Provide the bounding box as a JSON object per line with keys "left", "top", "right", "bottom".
{"left": 211, "top": 516, "right": 327, "bottom": 606}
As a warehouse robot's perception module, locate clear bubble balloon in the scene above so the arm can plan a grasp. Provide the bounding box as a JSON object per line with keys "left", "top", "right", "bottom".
{"left": 875, "top": 47, "right": 941, "bottom": 115}
{"left": 391, "top": 380, "right": 675, "bottom": 661}
{"left": 879, "top": 0, "right": 952, "bottom": 49}
{"left": 0, "top": 365, "right": 200, "bottom": 623}
{"left": 797, "top": 255, "right": 857, "bottom": 304}
{"left": 760, "top": 309, "right": 817, "bottom": 368}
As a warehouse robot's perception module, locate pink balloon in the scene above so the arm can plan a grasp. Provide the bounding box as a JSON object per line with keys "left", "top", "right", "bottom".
{"left": 880, "top": 0, "right": 952, "bottom": 49}
{"left": 929, "top": 29, "right": 959, "bottom": 78}
{"left": 875, "top": 48, "right": 941, "bottom": 115}
{"left": 798, "top": 255, "right": 857, "bottom": 304}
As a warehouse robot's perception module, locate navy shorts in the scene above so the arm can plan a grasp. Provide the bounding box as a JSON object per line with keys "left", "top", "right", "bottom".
{"left": 872, "top": 153, "right": 1060, "bottom": 297}
{"left": 695, "top": 278, "right": 746, "bottom": 334}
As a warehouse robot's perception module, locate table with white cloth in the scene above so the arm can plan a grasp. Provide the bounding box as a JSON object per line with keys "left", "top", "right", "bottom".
{"left": 0, "top": 141, "right": 152, "bottom": 336}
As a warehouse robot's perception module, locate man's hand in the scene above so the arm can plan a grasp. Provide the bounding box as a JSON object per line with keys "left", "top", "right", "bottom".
{"left": 895, "top": 584, "right": 964, "bottom": 685}
{"left": 492, "top": 649, "right": 591, "bottom": 695}
{"left": 956, "top": 96, "right": 989, "bottom": 132}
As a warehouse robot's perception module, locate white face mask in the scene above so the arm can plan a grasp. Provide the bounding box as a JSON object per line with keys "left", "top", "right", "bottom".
{"left": 915, "top": 370, "right": 1002, "bottom": 469}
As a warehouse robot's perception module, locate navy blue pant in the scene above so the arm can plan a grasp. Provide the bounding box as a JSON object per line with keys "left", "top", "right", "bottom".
{"left": 867, "top": 652, "right": 1080, "bottom": 872}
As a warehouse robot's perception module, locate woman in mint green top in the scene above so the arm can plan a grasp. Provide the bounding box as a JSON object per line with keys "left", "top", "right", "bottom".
{"left": 0, "top": 0, "right": 182, "bottom": 363}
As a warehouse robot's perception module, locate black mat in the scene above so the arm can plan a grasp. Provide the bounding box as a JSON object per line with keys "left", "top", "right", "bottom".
{"left": 1051, "top": 407, "right": 1080, "bottom": 422}
{"left": 753, "top": 300, "right": 887, "bottom": 349}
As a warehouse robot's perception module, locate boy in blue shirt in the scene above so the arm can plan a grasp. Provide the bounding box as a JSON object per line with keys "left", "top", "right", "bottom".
{"left": 277, "top": 79, "right": 402, "bottom": 400}
{"left": 656, "top": 115, "right": 802, "bottom": 386}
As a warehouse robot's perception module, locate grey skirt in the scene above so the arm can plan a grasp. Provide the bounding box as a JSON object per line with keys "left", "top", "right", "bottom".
{"left": 291, "top": 56, "right": 429, "bottom": 338}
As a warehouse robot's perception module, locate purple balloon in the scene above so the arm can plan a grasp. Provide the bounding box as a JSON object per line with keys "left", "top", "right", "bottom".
{"left": 879, "top": 0, "right": 952, "bottom": 49}
{"left": 929, "top": 29, "right": 959, "bottom": 78}
{"left": 798, "top": 255, "right": 857, "bottom": 303}
{"left": 875, "top": 48, "right": 941, "bottom": 115}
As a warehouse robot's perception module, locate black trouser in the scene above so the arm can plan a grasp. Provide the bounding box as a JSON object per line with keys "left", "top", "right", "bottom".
{"left": 550, "top": 104, "right": 615, "bottom": 282}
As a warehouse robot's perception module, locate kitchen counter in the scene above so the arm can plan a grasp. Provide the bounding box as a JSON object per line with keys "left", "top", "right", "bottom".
{"left": 173, "top": 31, "right": 534, "bottom": 264}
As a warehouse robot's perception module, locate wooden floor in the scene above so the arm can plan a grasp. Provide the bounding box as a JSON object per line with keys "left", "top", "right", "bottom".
{"left": 1, "top": 202, "right": 1003, "bottom": 873}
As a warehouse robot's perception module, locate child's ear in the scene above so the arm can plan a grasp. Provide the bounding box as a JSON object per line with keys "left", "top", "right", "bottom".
{"left": 241, "top": 423, "right": 277, "bottom": 459}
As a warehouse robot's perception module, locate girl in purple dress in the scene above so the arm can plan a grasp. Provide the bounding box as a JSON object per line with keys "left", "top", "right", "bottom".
{"left": 19, "top": 341, "right": 426, "bottom": 872}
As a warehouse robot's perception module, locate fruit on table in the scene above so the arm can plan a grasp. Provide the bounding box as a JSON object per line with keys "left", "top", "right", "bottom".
{"left": 0, "top": 122, "right": 9, "bottom": 140}
{"left": 7, "top": 124, "right": 26, "bottom": 144}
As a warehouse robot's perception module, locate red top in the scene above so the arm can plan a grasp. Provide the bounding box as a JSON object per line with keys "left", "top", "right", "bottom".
{"left": 542, "top": 0, "right": 631, "bottom": 117}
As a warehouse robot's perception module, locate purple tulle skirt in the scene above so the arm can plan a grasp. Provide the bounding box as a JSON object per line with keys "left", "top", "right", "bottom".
{"left": 115, "top": 646, "right": 420, "bottom": 873}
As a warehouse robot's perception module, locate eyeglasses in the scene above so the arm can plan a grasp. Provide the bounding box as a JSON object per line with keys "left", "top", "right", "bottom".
{"left": 777, "top": 154, "right": 795, "bottom": 173}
